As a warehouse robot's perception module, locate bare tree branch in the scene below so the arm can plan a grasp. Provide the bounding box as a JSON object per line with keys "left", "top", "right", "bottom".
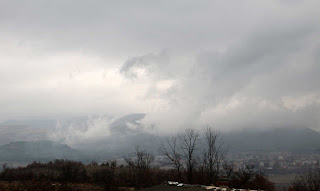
{"left": 179, "top": 128, "right": 200, "bottom": 183}
{"left": 159, "top": 137, "right": 183, "bottom": 180}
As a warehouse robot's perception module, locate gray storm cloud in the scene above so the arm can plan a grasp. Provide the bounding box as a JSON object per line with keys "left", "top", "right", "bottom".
{"left": 0, "top": 0, "right": 319, "bottom": 137}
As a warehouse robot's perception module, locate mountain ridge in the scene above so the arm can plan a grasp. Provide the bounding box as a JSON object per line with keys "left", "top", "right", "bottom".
{"left": 1, "top": 126, "right": 320, "bottom": 164}
{"left": 223, "top": 127, "right": 320, "bottom": 152}
{"left": 0, "top": 140, "right": 83, "bottom": 163}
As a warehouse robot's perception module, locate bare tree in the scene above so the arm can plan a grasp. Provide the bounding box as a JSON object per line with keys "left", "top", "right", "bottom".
{"left": 1, "top": 163, "right": 8, "bottom": 171}
{"left": 179, "top": 128, "right": 200, "bottom": 183}
{"left": 202, "top": 126, "right": 228, "bottom": 184}
{"left": 125, "top": 146, "right": 154, "bottom": 171}
{"left": 291, "top": 166, "right": 320, "bottom": 191}
{"left": 125, "top": 146, "right": 155, "bottom": 188}
{"left": 159, "top": 137, "right": 183, "bottom": 180}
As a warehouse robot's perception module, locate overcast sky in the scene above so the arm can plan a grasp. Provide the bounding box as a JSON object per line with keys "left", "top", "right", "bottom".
{"left": 1, "top": 0, "right": 320, "bottom": 133}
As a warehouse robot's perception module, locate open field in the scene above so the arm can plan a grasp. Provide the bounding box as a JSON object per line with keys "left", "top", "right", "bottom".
{"left": 269, "top": 174, "right": 296, "bottom": 191}
{"left": 268, "top": 174, "right": 296, "bottom": 184}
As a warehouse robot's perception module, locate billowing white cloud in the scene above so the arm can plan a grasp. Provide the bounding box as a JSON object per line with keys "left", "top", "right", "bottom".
{"left": 0, "top": 0, "right": 320, "bottom": 137}
{"left": 282, "top": 94, "right": 320, "bottom": 112}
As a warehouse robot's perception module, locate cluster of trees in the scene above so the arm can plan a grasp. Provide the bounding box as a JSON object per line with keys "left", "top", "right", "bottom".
{"left": 0, "top": 126, "right": 276, "bottom": 191}
{"left": 224, "top": 164, "right": 275, "bottom": 191}
{"left": 291, "top": 166, "right": 320, "bottom": 191}
{"left": 0, "top": 181, "right": 77, "bottom": 191}
{"left": 1, "top": 159, "right": 88, "bottom": 182}
{"left": 158, "top": 127, "right": 274, "bottom": 190}
{"left": 0, "top": 158, "right": 171, "bottom": 190}
{"left": 159, "top": 127, "right": 225, "bottom": 184}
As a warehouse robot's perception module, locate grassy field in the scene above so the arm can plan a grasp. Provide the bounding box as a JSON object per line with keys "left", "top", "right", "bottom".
{"left": 268, "top": 174, "right": 296, "bottom": 184}
{"left": 268, "top": 174, "right": 296, "bottom": 191}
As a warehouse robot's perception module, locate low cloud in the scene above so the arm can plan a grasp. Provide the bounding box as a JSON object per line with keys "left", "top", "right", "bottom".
{"left": 0, "top": 0, "right": 319, "bottom": 138}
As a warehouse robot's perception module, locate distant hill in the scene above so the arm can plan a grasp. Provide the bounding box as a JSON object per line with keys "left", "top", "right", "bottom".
{"left": 110, "top": 113, "right": 146, "bottom": 134}
{"left": 0, "top": 140, "right": 83, "bottom": 163}
{"left": 0, "top": 125, "right": 49, "bottom": 146}
{"left": 1, "top": 115, "right": 320, "bottom": 162}
{"left": 223, "top": 127, "right": 320, "bottom": 152}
